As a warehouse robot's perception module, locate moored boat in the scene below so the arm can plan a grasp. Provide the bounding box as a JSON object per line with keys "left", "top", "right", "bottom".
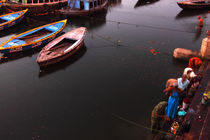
{"left": 177, "top": 0, "right": 210, "bottom": 10}
{"left": 0, "top": 19, "right": 67, "bottom": 53}
{"left": 58, "top": 0, "right": 108, "bottom": 16}
{"left": 37, "top": 27, "right": 86, "bottom": 67}
{"left": 5, "top": 0, "right": 67, "bottom": 16}
{"left": 0, "top": 9, "right": 28, "bottom": 31}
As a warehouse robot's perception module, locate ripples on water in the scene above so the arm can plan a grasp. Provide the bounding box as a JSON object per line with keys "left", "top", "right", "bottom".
{"left": 0, "top": 0, "right": 209, "bottom": 139}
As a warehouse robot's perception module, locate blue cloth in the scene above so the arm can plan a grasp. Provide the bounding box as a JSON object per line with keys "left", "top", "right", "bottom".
{"left": 178, "top": 110, "right": 186, "bottom": 116}
{"left": 165, "top": 91, "right": 179, "bottom": 119}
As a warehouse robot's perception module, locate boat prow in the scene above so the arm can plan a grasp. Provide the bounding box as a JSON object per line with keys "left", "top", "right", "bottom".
{"left": 0, "top": 9, "right": 28, "bottom": 30}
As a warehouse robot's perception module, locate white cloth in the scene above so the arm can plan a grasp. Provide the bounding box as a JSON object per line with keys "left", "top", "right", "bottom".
{"left": 177, "top": 78, "right": 190, "bottom": 91}
{"left": 183, "top": 67, "right": 197, "bottom": 79}
{"left": 183, "top": 68, "right": 193, "bottom": 75}
{"left": 190, "top": 71, "right": 197, "bottom": 78}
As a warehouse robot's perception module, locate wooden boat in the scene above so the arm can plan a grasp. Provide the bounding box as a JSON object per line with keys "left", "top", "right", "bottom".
{"left": 37, "top": 27, "right": 86, "bottom": 67}
{"left": 134, "top": 0, "right": 159, "bottom": 8}
{"left": 0, "top": 19, "right": 67, "bottom": 53}
{"left": 0, "top": 9, "right": 28, "bottom": 31}
{"left": 38, "top": 46, "right": 86, "bottom": 77}
{"left": 58, "top": 0, "right": 108, "bottom": 16}
{"left": 177, "top": 0, "right": 210, "bottom": 10}
{"left": 5, "top": 0, "right": 67, "bottom": 16}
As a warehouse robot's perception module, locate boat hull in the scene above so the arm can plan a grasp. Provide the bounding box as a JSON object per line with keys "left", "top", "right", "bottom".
{"left": 38, "top": 41, "right": 84, "bottom": 67}
{"left": 57, "top": 0, "right": 108, "bottom": 16}
{"left": 5, "top": 1, "right": 67, "bottom": 16}
{"left": 37, "top": 27, "right": 87, "bottom": 67}
{"left": 0, "top": 9, "right": 28, "bottom": 31}
{"left": 0, "top": 19, "right": 67, "bottom": 54}
{"left": 177, "top": 2, "right": 210, "bottom": 10}
{"left": 0, "top": 34, "right": 61, "bottom": 53}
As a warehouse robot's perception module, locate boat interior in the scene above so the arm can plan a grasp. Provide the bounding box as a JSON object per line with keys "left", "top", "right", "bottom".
{"left": 19, "top": 28, "right": 52, "bottom": 43}
{"left": 48, "top": 38, "right": 77, "bottom": 53}
{"left": 192, "top": 1, "right": 210, "bottom": 4}
{"left": 0, "top": 19, "right": 7, "bottom": 24}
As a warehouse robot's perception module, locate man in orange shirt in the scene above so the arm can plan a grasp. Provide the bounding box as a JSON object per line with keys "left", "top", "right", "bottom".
{"left": 197, "top": 16, "right": 203, "bottom": 27}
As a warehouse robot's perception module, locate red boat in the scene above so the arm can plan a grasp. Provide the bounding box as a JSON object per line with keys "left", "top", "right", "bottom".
{"left": 37, "top": 27, "right": 87, "bottom": 67}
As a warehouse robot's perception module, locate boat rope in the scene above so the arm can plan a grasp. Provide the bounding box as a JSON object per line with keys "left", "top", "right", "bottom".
{"left": 112, "top": 113, "right": 175, "bottom": 136}
{"left": 80, "top": 14, "right": 202, "bottom": 34}
{"left": 90, "top": 32, "right": 172, "bottom": 56}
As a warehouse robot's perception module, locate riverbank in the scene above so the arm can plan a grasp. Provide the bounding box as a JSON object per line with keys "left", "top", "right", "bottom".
{"left": 176, "top": 61, "right": 210, "bottom": 140}
{"left": 153, "top": 60, "right": 209, "bottom": 140}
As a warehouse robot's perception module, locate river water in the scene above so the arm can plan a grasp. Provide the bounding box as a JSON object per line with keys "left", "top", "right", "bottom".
{"left": 0, "top": 0, "right": 209, "bottom": 139}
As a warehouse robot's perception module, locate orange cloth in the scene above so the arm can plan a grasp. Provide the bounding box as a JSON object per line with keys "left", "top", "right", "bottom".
{"left": 188, "top": 57, "right": 202, "bottom": 69}
{"left": 199, "top": 18, "right": 203, "bottom": 27}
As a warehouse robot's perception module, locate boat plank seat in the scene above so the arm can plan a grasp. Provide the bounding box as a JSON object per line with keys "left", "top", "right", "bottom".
{"left": 44, "top": 22, "right": 64, "bottom": 32}
{"left": 18, "top": 28, "right": 53, "bottom": 43}
{"left": 0, "top": 15, "right": 16, "bottom": 21}
{"left": 3, "top": 39, "right": 26, "bottom": 48}
{"left": 0, "top": 19, "right": 7, "bottom": 24}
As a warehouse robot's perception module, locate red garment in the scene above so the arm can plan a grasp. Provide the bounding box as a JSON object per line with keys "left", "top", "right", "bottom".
{"left": 188, "top": 57, "right": 202, "bottom": 69}
{"left": 199, "top": 18, "right": 204, "bottom": 27}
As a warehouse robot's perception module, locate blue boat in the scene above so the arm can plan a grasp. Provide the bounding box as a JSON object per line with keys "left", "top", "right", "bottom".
{"left": 0, "top": 9, "right": 28, "bottom": 31}
{"left": 58, "top": 0, "right": 108, "bottom": 16}
{"left": 0, "top": 19, "right": 67, "bottom": 53}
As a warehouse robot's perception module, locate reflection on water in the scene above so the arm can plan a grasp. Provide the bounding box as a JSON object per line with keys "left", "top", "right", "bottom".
{"left": 109, "top": 0, "right": 122, "bottom": 7}
{"left": 65, "top": 10, "right": 108, "bottom": 30}
{"left": 0, "top": 47, "right": 41, "bottom": 65}
{"left": 194, "top": 26, "right": 203, "bottom": 41}
{"left": 39, "top": 45, "right": 87, "bottom": 77}
{"left": 175, "top": 9, "right": 209, "bottom": 20}
{"left": 134, "top": 0, "right": 160, "bottom": 8}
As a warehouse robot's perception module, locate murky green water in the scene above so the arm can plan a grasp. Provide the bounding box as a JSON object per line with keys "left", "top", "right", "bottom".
{"left": 0, "top": 0, "right": 209, "bottom": 139}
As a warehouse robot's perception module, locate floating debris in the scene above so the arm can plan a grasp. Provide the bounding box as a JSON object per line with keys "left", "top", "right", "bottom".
{"left": 150, "top": 48, "right": 159, "bottom": 55}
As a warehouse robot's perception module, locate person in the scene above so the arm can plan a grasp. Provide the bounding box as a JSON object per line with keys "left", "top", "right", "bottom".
{"left": 188, "top": 57, "right": 203, "bottom": 71}
{"left": 164, "top": 83, "right": 182, "bottom": 119}
{"left": 177, "top": 74, "right": 190, "bottom": 91}
{"left": 187, "top": 75, "right": 202, "bottom": 97}
{"left": 151, "top": 101, "right": 168, "bottom": 132}
{"left": 206, "top": 30, "right": 210, "bottom": 39}
{"left": 180, "top": 97, "right": 191, "bottom": 110}
{"left": 164, "top": 79, "right": 177, "bottom": 100}
{"left": 177, "top": 74, "right": 190, "bottom": 105}
{"left": 166, "top": 79, "right": 177, "bottom": 88}
{"left": 197, "top": 16, "right": 203, "bottom": 28}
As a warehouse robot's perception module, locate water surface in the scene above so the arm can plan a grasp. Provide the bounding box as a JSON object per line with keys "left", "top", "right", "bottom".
{"left": 0, "top": 0, "right": 209, "bottom": 139}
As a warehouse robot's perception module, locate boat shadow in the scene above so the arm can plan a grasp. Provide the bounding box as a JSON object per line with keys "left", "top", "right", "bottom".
{"left": 38, "top": 45, "right": 87, "bottom": 78}
{"left": 0, "top": 17, "right": 30, "bottom": 38}
{"left": 62, "top": 9, "right": 108, "bottom": 31}
{"left": 0, "top": 47, "right": 41, "bottom": 64}
{"left": 175, "top": 9, "right": 209, "bottom": 20}
{"left": 108, "top": 0, "right": 122, "bottom": 7}
{"left": 134, "top": 0, "right": 160, "bottom": 8}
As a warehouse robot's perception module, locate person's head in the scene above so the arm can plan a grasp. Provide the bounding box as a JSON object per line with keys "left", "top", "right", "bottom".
{"left": 198, "top": 16, "right": 201, "bottom": 19}
{"left": 182, "top": 74, "right": 188, "bottom": 81}
{"left": 187, "top": 69, "right": 192, "bottom": 75}
{"left": 206, "top": 30, "right": 210, "bottom": 36}
{"left": 173, "top": 82, "right": 178, "bottom": 89}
